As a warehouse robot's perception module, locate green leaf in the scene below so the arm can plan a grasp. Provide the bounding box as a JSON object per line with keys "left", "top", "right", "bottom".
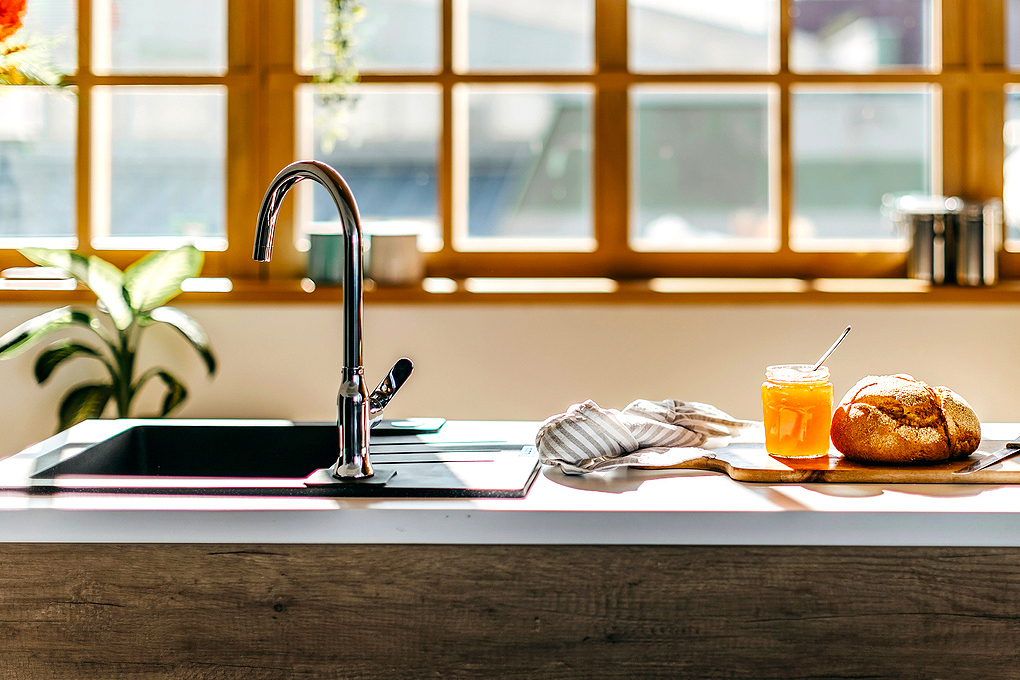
{"left": 136, "top": 368, "right": 188, "bottom": 417}
{"left": 147, "top": 306, "right": 217, "bottom": 375}
{"left": 0, "top": 307, "right": 108, "bottom": 359}
{"left": 18, "top": 248, "right": 133, "bottom": 331}
{"left": 123, "top": 246, "right": 204, "bottom": 313}
{"left": 34, "top": 341, "right": 109, "bottom": 384}
{"left": 85, "top": 255, "right": 133, "bottom": 331}
{"left": 18, "top": 248, "right": 90, "bottom": 281}
{"left": 58, "top": 383, "right": 114, "bottom": 431}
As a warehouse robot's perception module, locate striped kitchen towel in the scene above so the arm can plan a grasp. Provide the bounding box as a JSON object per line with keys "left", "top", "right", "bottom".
{"left": 536, "top": 398, "right": 755, "bottom": 475}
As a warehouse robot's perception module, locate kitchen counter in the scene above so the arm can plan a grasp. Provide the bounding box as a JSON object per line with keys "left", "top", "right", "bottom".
{"left": 2, "top": 420, "right": 1020, "bottom": 545}
{"left": 3, "top": 420, "right": 1020, "bottom": 679}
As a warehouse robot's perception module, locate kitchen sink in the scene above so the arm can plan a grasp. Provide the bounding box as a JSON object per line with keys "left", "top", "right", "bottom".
{"left": 0, "top": 419, "right": 541, "bottom": 498}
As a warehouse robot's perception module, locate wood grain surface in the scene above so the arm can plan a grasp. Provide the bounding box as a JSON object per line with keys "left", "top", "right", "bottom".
{"left": 640, "top": 437, "right": 1020, "bottom": 484}
{"left": 2, "top": 543, "right": 1019, "bottom": 679}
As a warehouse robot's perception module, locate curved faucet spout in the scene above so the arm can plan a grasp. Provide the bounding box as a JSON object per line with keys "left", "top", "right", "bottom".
{"left": 254, "top": 161, "right": 364, "bottom": 371}
{"left": 253, "top": 160, "right": 372, "bottom": 478}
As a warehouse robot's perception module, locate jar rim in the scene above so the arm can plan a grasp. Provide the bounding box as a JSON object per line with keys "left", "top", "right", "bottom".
{"left": 765, "top": 364, "right": 830, "bottom": 382}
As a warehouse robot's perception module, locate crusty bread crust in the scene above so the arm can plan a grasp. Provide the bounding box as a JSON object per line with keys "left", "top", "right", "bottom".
{"left": 829, "top": 374, "right": 981, "bottom": 464}
{"left": 936, "top": 386, "right": 982, "bottom": 456}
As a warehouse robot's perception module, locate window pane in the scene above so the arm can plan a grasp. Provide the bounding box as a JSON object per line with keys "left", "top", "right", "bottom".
{"left": 1009, "top": 0, "right": 1020, "bottom": 69}
{"left": 792, "top": 87, "right": 934, "bottom": 246}
{"left": 296, "top": 0, "right": 440, "bottom": 73}
{"left": 459, "top": 0, "right": 593, "bottom": 72}
{"left": 296, "top": 84, "right": 441, "bottom": 248}
{"left": 0, "top": 88, "right": 75, "bottom": 244}
{"left": 92, "top": 0, "right": 227, "bottom": 74}
{"left": 458, "top": 86, "right": 593, "bottom": 249}
{"left": 1004, "top": 89, "right": 1020, "bottom": 241}
{"left": 791, "top": 0, "right": 932, "bottom": 73}
{"left": 629, "top": 0, "right": 774, "bottom": 73}
{"left": 631, "top": 87, "right": 773, "bottom": 250}
{"left": 92, "top": 87, "right": 226, "bottom": 245}
{"left": 17, "top": 0, "right": 76, "bottom": 74}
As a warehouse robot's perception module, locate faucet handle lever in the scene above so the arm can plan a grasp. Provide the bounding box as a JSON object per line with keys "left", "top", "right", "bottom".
{"left": 369, "top": 357, "right": 414, "bottom": 425}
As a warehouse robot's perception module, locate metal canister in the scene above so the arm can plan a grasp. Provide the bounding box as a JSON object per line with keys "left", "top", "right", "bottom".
{"left": 892, "top": 195, "right": 962, "bottom": 285}
{"left": 955, "top": 199, "right": 1001, "bottom": 286}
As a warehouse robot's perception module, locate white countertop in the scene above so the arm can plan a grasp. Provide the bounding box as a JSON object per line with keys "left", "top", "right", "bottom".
{"left": 3, "top": 421, "right": 1020, "bottom": 546}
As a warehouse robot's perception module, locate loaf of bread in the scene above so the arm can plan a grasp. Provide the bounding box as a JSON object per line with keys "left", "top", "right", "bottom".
{"left": 829, "top": 374, "right": 981, "bottom": 464}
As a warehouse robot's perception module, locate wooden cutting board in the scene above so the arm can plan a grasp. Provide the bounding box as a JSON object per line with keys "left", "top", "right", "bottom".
{"left": 654, "top": 439, "right": 1020, "bottom": 484}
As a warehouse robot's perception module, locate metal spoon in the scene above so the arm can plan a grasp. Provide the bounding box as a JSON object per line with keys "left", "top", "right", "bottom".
{"left": 812, "top": 325, "right": 851, "bottom": 371}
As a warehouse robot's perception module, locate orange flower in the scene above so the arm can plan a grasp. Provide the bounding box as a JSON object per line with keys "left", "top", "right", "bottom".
{"left": 0, "top": 0, "right": 28, "bottom": 43}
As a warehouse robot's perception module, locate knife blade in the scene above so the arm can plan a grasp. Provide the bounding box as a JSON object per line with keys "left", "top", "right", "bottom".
{"left": 954, "top": 436, "right": 1020, "bottom": 474}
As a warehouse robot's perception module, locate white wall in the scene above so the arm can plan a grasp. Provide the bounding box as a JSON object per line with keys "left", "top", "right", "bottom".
{"left": 2, "top": 301, "right": 1019, "bottom": 458}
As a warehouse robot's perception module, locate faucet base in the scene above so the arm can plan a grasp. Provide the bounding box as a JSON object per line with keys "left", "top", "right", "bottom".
{"left": 307, "top": 468, "right": 396, "bottom": 487}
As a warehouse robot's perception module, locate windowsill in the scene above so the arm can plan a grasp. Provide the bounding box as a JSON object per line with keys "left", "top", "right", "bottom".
{"left": 4, "top": 277, "right": 1020, "bottom": 305}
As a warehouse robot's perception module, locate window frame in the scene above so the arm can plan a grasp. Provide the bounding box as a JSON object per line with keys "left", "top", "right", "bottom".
{"left": 0, "top": 0, "right": 1016, "bottom": 293}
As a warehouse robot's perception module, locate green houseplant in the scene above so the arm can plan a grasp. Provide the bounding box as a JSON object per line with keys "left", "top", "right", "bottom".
{"left": 313, "top": 0, "right": 362, "bottom": 103}
{"left": 0, "top": 246, "right": 216, "bottom": 431}
{"left": 311, "top": 0, "right": 363, "bottom": 152}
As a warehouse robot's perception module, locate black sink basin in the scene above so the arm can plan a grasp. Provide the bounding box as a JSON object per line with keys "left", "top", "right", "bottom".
{"left": 4, "top": 420, "right": 540, "bottom": 498}
{"left": 36, "top": 424, "right": 341, "bottom": 478}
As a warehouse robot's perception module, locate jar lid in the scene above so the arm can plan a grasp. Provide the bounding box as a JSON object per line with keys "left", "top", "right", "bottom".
{"left": 766, "top": 364, "right": 830, "bottom": 383}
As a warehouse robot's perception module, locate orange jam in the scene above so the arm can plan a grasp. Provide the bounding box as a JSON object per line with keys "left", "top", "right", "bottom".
{"left": 761, "top": 364, "right": 834, "bottom": 458}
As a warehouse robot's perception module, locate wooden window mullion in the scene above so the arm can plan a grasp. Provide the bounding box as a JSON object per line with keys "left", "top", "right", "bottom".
{"left": 252, "top": 0, "right": 303, "bottom": 280}
{"left": 594, "top": 0, "right": 630, "bottom": 277}
{"left": 438, "top": 0, "right": 455, "bottom": 266}
{"left": 777, "top": 0, "right": 792, "bottom": 255}
{"left": 75, "top": 0, "right": 94, "bottom": 258}
{"left": 221, "top": 0, "right": 261, "bottom": 280}
{"left": 975, "top": 0, "right": 1007, "bottom": 203}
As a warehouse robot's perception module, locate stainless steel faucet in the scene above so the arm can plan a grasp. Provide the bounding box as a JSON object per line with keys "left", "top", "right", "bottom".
{"left": 253, "top": 160, "right": 412, "bottom": 479}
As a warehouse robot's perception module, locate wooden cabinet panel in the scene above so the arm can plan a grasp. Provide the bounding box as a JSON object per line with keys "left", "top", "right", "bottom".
{"left": 0, "top": 544, "right": 1016, "bottom": 679}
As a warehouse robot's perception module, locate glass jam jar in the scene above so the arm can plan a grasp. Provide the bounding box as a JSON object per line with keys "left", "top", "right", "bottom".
{"left": 761, "top": 364, "right": 834, "bottom": 458}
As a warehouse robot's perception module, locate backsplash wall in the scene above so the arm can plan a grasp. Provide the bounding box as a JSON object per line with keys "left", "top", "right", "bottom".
{"left": 1, "top": 302, "right": 1018, "bottom": 457}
